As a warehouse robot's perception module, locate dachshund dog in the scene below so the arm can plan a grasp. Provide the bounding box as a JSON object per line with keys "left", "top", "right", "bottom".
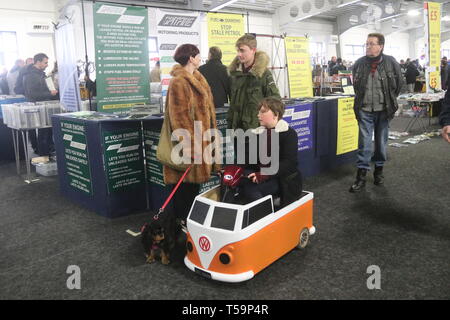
{"left": 141, "top": 219, "right": 175, "bottom": 265}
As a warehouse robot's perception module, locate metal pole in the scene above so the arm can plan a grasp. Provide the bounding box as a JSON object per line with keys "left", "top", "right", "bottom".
{"left": 81, "top": 0, "right": 93, "bottom": 111}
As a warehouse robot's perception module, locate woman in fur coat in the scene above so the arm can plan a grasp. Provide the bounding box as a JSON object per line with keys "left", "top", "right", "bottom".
{"left": 163, "top": 44, "right": 220, "bottom": 227}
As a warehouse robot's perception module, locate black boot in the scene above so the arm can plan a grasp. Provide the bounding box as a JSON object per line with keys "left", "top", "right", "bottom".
{"left": 349, "top": 168, "right": 367, "bottom": 193}
{"left": 374, "top": 166, "right": 384, "bottom": 185}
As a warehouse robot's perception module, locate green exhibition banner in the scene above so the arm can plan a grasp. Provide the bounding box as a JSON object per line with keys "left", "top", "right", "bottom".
{"left": 93, "top": 2, "right": 150, "bottom": 113}
{"left": 60, "top": 120, "right": 93, "bottom": 195}
{"left": 143, "top": 128, "right": 165, "bottom": 187}
{"left": 102, "top": 128, "right": 145, "bottom": 193}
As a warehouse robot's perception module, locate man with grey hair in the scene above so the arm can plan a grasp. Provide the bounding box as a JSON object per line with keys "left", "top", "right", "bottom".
{"left": 199, "top": 46, "right": 230, "bottom": 108}
{"left": 349, "top": 33, "right": 403, "bottom": 192}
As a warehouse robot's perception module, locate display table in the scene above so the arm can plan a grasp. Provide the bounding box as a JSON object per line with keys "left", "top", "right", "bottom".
{"left": 52, "top": 109, "right": 228, "bottom": 218}
{"left": 397, "top": 92, "right": 444, "bottom": 132}
{"left": 0, "top": 96, "right": 26, "bottom": 162}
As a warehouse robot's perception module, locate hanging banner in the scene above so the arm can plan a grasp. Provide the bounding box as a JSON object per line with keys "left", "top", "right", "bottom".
{"left": 93, "top": 2, "right": 150, "bottom": 113}
{"left": 156, "top": 10, "right": 201, "bottom": 108}
{"left": 424, "top": 2, "right": 441, "bottom": 92}
{"left": 283, "top": 103, "right": 313, "bottom": 151}
{"left": 285, "top": 37, "right": 313, "bottom": 98}
{"left": 336, "top": 97, "right": 358, "bottom": 155}
{"left": 207, "top": 13, "right": 244, "bottom": 66}
{"left": 54, "top": 23, "right": 82, "bottom": 112}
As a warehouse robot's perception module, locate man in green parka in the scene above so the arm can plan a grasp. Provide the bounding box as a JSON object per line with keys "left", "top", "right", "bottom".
{"left": 228, "top": 34, "right": 281, "bottom": 130}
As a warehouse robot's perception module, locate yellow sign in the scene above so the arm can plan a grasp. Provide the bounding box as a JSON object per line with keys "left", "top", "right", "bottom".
{"left": 336, "top": 98, "right": 358, "bottom": 155}
{"left": 207, "top": 13, "right": 245, "bottom": 66}
{"left": 426, "top": 2, "right": 441, "bottom": 91}
{"left": 285, "top": 37, "right": 313, "bottom": 98}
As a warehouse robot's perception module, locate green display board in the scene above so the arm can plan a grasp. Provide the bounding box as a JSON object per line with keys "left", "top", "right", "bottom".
{"left": 93, "top": 2, "right": 150, "bottom": 113}
{"left": 102, "top": 128, "right": 145, "bottom": 193}
{"left": 60, "top": 120, "right": 93, "bottom": 195}
{"left": 143, "top": 128, "right": 165, "bottom": 187}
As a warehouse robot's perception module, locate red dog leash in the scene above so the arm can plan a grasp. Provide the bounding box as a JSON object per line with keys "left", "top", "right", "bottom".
{"left": 153, "top": 165, "right": 192, "bottom": 220}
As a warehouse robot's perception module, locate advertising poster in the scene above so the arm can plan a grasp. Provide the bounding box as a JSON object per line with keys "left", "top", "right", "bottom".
{"left": 283, "top": 103, "right": 313, "bottom": 151}
{"left": 285, "top": 37, "right": 313, "bottom": 98}
{"left": 60, "top": 120, "right": 92, "bottom": 195}
{"left": 207, "top": 13, "right": 245, "bottom": 66}
{"left": 93, "top": 2, "right": 150, "bottom": 113}
{"left": 156, "top": 10, "right": 201, "bottom": 108}
{"left": 102, "top": 128, "right": 145, "bottom": 193}
{"left": 143, "top": 127, "right": 165, "bottom": 187}
{"left": 425, "top": 2, "right": 441, "bottom": 92}
{"left": 336, "top": 98, "right": 358, "bottom": 155}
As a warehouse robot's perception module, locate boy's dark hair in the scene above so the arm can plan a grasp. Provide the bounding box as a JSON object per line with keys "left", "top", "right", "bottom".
{"left": 259, "top": 97, "right": 285, "bottom": 119}
{"left": 34, "top": 53, "right": 48, "bottom": 64}
{"left": 173, "top": 44, "right": 200, "bottom": 66}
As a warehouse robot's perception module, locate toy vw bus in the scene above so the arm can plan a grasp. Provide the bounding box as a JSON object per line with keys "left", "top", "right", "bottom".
{"left": 184, "top": 186, "right": 315, "bottom": 283}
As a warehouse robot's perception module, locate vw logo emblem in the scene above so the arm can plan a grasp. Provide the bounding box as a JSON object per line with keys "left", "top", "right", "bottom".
{"left": 199, "top": 236, "right": 211, "bottom": 252}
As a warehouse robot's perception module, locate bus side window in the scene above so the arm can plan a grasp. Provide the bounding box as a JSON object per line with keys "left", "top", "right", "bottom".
{"left": 242, "top": 198, "right": 273, "bottom": 229}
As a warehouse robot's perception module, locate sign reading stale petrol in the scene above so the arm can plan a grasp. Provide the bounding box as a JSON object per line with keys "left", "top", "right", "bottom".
{"left": 103, "top": 128, "right": 145, "bottom": 193}
{"left": 61, "top": 120, "right": 92, "bottom": 195}
{"left": 94, "top": 2, "right": 150, "bottom": 113}
{"left": 285, "top": 36, "right": 313, "bottom": 98}
{"left": 207, "top": 13, "right": 244, "bottom": 66}
{"left": 336, "top": 98, "right": 358, "bottom": 155}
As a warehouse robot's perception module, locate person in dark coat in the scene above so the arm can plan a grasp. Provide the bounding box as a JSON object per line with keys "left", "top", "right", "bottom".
{"left": 331, "top": 57, "right": 347, "bottom": 76}
{"left": 241, "top": 97, "right": 302, "bottom": 207}
{"left": 23, "top": 53, "right": 59, "bottom": 156}
{"left": 198, "top": 46, "right": 230, "bottom": 108}
{"left": 405, "top": 61, "right": 419, "bottom": 93}
{"left": 13, "top": 58, "right": 33, "bottom": 95}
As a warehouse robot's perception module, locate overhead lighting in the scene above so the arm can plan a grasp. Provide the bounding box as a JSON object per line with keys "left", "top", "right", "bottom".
{"left": 210, "top": 0, "right": 239, "bottom": 12}
{"left": 295, "top": 14, "right": 314, "bottom": 22}
{"left": 337, "top": 0, "right": 362, "bottom": 8}
{"left": 407, "top": 9, "right": 420, "bottom": 17}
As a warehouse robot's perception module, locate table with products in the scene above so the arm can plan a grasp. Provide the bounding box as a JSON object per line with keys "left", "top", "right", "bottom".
{"left": 0, "top": 95, "right": 26, "bottom": 162}
{"left": 397, "top": 92, "right": 444, "bottom": 132}
{"left": 1, "top": 100, "right": 63, "bottom": 182}
{"left": 52, "top": 108, "right": 228, "bottom": 218}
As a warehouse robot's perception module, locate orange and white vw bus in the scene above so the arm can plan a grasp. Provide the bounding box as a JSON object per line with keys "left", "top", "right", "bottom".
{"left": 184, "top": 187, "right": 315, "bottom": 283}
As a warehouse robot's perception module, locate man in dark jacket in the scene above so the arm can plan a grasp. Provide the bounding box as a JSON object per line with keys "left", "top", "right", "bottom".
{"left": 405, "top": 61, "right": 419, "bottom": 92}
{"left": 349, "top": 33, "right": 403, "bottom": 193}
{"left": 199, "top": 46, "right": 230, "bottom": 108}
{"left": 23, "top": 53, "right": 59, "bottom": 156}
{"left": 439, "top": 89, "right": 450, "bottom": 143}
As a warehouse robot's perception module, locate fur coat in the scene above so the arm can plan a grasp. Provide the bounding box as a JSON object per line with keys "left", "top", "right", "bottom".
{"left": 163, "top": 64, "right": 220, "bottom": 185}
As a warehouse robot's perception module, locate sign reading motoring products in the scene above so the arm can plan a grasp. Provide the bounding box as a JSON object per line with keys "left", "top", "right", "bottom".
{"left": 207, "top": 13, "right": 245, "bottom": 66}
{"left": 336, "top": 97, "right": 358, "bottom": 155}
{"left": 283, "top": 103, "right": 313, "bottom": 152}
{"left": 60, "top": 120, "right": 93, "bottom": 195}
{"left": 285, "top": 37, "right": 313, "bottom": 98}
{"left": 425, "top": 2, "right": 441, "bottom": 92}
{"left": 93, "top": 2, "right": 150, "bottom": 113}
{"left": 102, "top": 128, "right": 145, "bottom": 193}
{"left": 156, "top": 9, "right": 201, "bottom": 107}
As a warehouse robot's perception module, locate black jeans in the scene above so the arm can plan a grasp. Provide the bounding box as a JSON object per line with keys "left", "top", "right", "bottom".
{"left": 172, "top": 182, "right": 200, "bottom": 221}
{"left": 37, "top": 128, "right": 54, "bottom": 156}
